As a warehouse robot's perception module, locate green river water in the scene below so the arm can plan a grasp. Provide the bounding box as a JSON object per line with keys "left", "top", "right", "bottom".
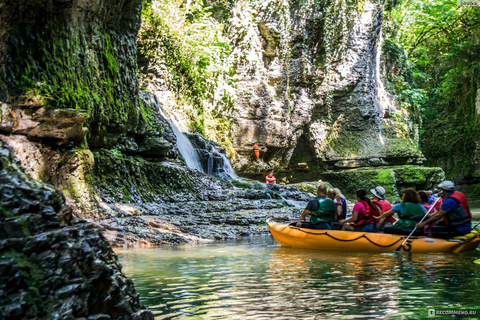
{"left": 116, "top": 204, "right": 480, "bottom": 319}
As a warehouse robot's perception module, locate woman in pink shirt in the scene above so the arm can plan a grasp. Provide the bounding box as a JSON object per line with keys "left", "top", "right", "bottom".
{"left": 339, "top": 189, "right": 377, "bottom": 232}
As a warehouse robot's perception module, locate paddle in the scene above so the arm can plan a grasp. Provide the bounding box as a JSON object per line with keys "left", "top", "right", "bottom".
{"left": 395, "top": 197, "right": 442, "bottom": 252}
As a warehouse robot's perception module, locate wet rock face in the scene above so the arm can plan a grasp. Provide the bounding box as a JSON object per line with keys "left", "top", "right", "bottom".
{"left": 92, "top": 177, "right": 309, "bottom": 247}
{"left": 0, "top": 139, "right": 153, "bottom": 319}
{"left": 226, "top": 0, "right": 423, "bottom": 176}
{"left": 0, "top": 0, "right": 183, "bottom": 217}
{"left": 0, "top": 0, "right": 147, "bottom": 150}
{"left": 187, "top": 133, "right": 236, "bottom": 178}
{"left": 0, "top": 104, "right": 89, "bottom": 146}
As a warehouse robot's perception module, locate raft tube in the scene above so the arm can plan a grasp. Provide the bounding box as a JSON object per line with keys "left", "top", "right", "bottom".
{"left": 267, "top": 218, "right": 480, "bottom": 253}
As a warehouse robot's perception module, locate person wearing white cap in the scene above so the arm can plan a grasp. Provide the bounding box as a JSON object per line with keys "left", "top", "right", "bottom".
{"left": 375, "top": 188, "right": 426, "bottom": 235}
{"left": 370, "top": 186, "right": 395, "bottom": 231}
{"left": 416, "top": 180, "right": 472, "bottom": 238}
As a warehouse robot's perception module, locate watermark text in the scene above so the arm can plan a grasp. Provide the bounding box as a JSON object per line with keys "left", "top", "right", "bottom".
{"left": 428, "top": 309, "right": 477, "bottom": 317}
{"left": 458, "top": 0, "right": 480, "bottom": 6}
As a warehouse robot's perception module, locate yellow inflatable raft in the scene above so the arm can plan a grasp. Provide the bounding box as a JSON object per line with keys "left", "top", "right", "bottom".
{"left": 267, "top": 218, "right": 480, "bottom": 253}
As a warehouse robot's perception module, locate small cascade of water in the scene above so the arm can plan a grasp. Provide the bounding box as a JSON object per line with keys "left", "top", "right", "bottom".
{"left": 192, "top": 137, "right": 238, "bottom": 180}
{"left": 217, "top": 153, "right": 238, "bottom": 180}
{"left": 284, "top": 199, "right": 307, "bottom": 208}
{"left": 169, "top": 124, "right": 204, "bottom": 172}
{"left": 142, "top": 92, "right": 239, "bottom": 180}
{"left": 207, "top": 153, "right": 215, "bottom": 175}
{"left": 141, "top": 93, "right": 204, "bottom": 173}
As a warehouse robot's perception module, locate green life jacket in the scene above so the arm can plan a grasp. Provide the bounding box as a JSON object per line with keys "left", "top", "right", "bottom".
{"left": 391, "top": 202, "right": 425, "bottom": 230}
{"left": 310, "top": 196, "right": 336, "bottom": 224}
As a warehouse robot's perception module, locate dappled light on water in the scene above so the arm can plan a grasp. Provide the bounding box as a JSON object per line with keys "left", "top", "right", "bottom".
{"left": 117, "top": 237, "right": 480, "bottom": 319}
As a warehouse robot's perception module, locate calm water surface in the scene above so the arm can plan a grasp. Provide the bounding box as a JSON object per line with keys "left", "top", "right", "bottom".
{"left": 117, "top": 234, "right": 480, "bottom": 319}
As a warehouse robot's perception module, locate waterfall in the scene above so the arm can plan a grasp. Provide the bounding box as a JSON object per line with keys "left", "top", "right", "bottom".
{"left": 169, "top": 123, "right": 204, "bottom": 173}
{"left": 141, "top": 92, "right": 238, "bottom": 180}
{"left": 217, "top": 153, "right": 238, "bottom": 180}
{"left": 202, "top": 149, "right": 238, "bottom": 180}
{"left": 141, "top": 93, "right": 204, "bottom": 173}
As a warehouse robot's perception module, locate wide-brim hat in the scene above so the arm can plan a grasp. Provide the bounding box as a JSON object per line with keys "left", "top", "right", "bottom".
{"left": 370, "top": 186, "right": 386, "bottom": 200}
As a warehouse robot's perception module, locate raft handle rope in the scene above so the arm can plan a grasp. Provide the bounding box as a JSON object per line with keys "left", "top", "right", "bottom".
{"left": 286, "top": 227, "right": 405, "bottom": 248}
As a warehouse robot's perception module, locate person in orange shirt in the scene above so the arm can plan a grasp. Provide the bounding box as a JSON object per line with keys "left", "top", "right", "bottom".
{"left": 265, "top": 172, "right": 276, "bottom": 184}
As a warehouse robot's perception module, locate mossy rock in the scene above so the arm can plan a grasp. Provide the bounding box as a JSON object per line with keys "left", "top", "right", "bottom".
{"left": 457, "top": 183, "right": 480, "bottom": 201}
{"left": 289, "top": 181, "right": 333, "bottom": 196}
{"left": 93, "top": 149, "right": 196, "bottom": 204}
{"left": 319, "top": 165, "right": 444, "bottom": 203}
{"left": 230, "top": 178, "right": 265, "bottom": 190}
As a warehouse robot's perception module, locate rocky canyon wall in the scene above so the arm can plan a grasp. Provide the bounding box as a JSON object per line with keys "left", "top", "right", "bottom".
{"left": 227, "top": 0, "right": 424, "bottom": 177}
{"left": 0, "top": 0, "right": 180, "bottom": 216}
{"left": 0, "top": 140, "right": 153, "bottom": 319}
{"left": 138, "top": 0, "right": 431, "bottom": 184}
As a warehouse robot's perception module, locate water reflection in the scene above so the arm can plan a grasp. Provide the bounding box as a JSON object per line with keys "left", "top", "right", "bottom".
{"left": 117, "top": 237, "right": 480, "bottom": 319}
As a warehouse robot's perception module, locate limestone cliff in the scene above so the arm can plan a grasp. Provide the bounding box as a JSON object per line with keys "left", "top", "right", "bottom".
{"left": 0, "top": 0, "right": 178, "bottom": 216}
{"left": 233, "top": 0, "right": 428, "bottom": 176}
{"left": 138, "top": 0, "right": 426, "bottom": 182}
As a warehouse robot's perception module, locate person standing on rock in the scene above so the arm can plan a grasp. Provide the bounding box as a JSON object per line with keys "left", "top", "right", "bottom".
{"left": 265, "top": 172, "right": 276, "bottom": 184}
{"left": 416, "top": 181, "right": 471, "bottom": 238}
{"left": 295, "top": 185, "right": 336, "bottom": 230}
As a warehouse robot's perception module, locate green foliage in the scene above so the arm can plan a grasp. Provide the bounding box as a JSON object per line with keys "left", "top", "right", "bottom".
{"left": 138, "top": 0, "right": 235, "bottom": 142}
{"left": 384, "top": 0, "right": 480, "bottom": 179}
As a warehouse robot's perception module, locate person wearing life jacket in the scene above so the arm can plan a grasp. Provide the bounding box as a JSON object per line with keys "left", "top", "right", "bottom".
{"left": 265, "top": 172, "right": 276, "bottom": 184}
{"left": 253, "top": 143, "right": 260, "bottom": 159}
{"left": 416, "top": 180, "right": 471, "bottom": 238}
{"left": 427, "top": 190, "right": 435, "bottom": 204}
{"left": 370, "top": 186, "right": 395, "bottom": 231}
{"left": 339, "top": 188, "right": 377, "bottom": 232}
{"left": 295, "top": 184, "right": 336, "bottom": 230}
{"left": 331, "top": 188, "right": 348, "bottom": 221}
{"left": 376, "top": 188, "right": 426, "bottom": 236}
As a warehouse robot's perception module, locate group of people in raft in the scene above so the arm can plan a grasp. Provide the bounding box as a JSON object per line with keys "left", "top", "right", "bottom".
{"left": 294, "top": 180, "right": 472, "bottom": 239}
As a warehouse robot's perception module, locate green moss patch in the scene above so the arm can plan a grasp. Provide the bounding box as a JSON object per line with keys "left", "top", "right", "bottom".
{"left": 93, "top": 149, "right": 196, "bottom": 203}
{"left": 319, "top": 165, "right": 444, "bottom": 203}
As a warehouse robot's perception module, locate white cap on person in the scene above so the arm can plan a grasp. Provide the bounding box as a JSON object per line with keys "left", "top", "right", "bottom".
{"left": 437, "top": 180, "right": 455, "bottom": 191}
{"left": 370, "top": 186, "right": 386, "bottom": 200}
